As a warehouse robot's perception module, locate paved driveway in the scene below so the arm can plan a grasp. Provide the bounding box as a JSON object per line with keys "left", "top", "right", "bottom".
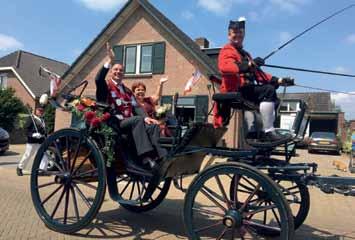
{"left": 0, "top": 144, "right": 354, "bottom": 239}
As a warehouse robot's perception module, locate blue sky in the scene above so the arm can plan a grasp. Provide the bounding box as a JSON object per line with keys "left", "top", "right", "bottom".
{"left": 1, "top": 0, "right": 355, "bottom": 119}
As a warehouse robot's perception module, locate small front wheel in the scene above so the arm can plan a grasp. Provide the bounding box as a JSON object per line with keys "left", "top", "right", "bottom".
{"left": 31, "top": 128, "right": 106, "bottom": 234}
{"left": 184, "top": 162, "right": 294, "bottom": 239}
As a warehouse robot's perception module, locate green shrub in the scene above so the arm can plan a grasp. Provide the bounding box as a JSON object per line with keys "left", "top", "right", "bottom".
{"left": 0, "top": 88, "right": 26, "bottom": 132}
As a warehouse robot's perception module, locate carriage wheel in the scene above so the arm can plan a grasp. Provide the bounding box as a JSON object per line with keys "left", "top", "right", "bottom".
{"left": 31, "top": 128, "right": 106, "bottom": 234}
{"left": 116, "top": 173, "right": 171, "bottom": 213}
{"left": 230, "top": 177, "right": 310, "bottom": 235}
{"left": 276, "top": 180, "right": 310, "bottom": 231}
{"left": 184, "top": 162, "right": 294, "bottom": 240}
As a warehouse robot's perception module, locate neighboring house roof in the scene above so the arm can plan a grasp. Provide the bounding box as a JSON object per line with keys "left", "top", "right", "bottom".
{"left": 279, "top": 92, "right": 334, "bottom": 112}
{"left": 60, "top": 0, "right": 219, "bottom": 94}
{"left": 0, "top": 50, "right": 69, "bottom": 98}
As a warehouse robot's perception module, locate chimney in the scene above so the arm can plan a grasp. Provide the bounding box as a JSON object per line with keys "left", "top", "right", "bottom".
{"left": 195, "top": 37, "right": 209, "bottom": 49}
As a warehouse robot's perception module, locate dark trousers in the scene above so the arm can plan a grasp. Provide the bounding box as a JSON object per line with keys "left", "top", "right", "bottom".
{"left": 240, "top": 84, "right": 278, "bottom": 104}
{"left": 119, "top": 116, "right": 167, "bottom": 159}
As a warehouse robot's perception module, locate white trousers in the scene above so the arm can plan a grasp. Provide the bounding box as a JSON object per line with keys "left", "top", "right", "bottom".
{"left": 18, "top": 143, "right": 48, "bottom": 171}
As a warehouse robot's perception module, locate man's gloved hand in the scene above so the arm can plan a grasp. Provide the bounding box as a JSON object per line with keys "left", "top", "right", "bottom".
{"left": 279, "top": 77, "right": 295, "bottom": 86}
{"left": 253, "top": 57, "right": 265, "bottom": 67}
{"left": 32, "top": 133, "right": 43, "bottom": 139}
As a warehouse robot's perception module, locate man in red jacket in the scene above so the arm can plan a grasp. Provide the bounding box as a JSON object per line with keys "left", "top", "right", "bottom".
{"left": 216, "top": 17, "right": 294, "bottom": 142}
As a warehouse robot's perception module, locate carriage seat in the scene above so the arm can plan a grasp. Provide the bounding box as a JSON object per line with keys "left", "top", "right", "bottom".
{"left": 212, "top": 92, "right": 259, "bottom": 111}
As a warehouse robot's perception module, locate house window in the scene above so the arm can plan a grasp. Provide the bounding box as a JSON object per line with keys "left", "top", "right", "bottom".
{"left": 140, "top": 45, "right": 153, "bottom": 73}
{"left": 124, "top": 46, "right": 137, "bottom": 74}
{"left": 114, "top": 42, "right": 165, "bottom": 75}
{"left": 160, "top": 95, "right": 209, "bottom": 123}
{"left": 280, "top": 101, "right": 299, "bottom": 112}
{"left": 0, "top": 74, "right": 7, "bottom": 89}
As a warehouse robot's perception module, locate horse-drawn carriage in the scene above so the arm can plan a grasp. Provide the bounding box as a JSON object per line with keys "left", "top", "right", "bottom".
{"left": 30, "top": 80, "right": 355, "bottom": 239}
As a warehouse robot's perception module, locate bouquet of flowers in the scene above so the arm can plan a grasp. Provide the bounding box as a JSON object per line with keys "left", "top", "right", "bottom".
{"left": 155, "top": 103, "right": 172, "bottom": 120}
{"left": 69, "top": 97, "right": 116, "bottom": 167}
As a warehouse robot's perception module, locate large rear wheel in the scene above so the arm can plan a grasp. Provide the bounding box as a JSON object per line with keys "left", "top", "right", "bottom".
{"left": 31, "top": 128, "right": 106, "bottom": 234}
{"left": 115, "top": 173, "right": 171, "bottom": 212}
{"left": 184, "top": 162, "right": 294, "bottom": 239}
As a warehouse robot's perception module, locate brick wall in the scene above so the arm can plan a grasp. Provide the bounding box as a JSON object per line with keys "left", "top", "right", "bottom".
{"left": 55, "top": 6, "right": 237, "bottom": 146}
{"left": 2, "top": 70, "right": 35, "bottom": 109}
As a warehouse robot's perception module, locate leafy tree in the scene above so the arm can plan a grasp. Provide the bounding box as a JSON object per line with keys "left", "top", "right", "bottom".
{"left": 0, "top": 88, "right": 26, "bottom": 132}
{"left": 43, "top": 103, "right": 55, "bottom": 134}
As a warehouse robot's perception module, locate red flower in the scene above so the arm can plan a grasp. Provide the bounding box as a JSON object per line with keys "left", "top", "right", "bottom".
{"left": 91, "top": 117, "right": 102, "bottom": 128}
{"left": 77, "top": 104, "right": 86, "bottom": 112}
{"left": 101, "top": 112, "right": 111, "bottom": 122}
{"left": 84, "top": 111, "right": 95, "bottom": 122}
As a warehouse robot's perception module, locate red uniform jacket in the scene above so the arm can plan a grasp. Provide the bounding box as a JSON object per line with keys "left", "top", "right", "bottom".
{"left": 214, "top": 43, "right": 273, "bottom": 127}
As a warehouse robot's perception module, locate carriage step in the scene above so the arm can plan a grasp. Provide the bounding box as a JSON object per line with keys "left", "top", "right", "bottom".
{"left": 117, "top": 199, "right": 142, "bottom": 205}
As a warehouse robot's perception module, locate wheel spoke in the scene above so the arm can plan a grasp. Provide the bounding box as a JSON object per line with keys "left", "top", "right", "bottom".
{"left": 120, "top": 179, "right": 132, "bottom": 195}
{"left": 70, "top": 186, "right": 80, "bottom": 221}
{"left": 215, "top": 175, "right": 232, "bottom": 209}
{"left": 271, "top": 204, "right": 281, "bottom": 227}
{"left": 239, "top": 184, "right": 260, "bottom": 212}
{"left": 63, "top": 186, "right": 70, "bottom": 224}
{"left": 201, "top": 186, "right": 227, "bottom": 212}
{"left": 66, "top": 136, "right": 71, "bottom": 172}
{"left": 52, "top": 141, "right": 67, "bottom": 172}
{"left": 74, "top": 168, "right": 97, "bottom": 178}
{"left": 192, "top": 207, "right": 224, "bottom": 217}
{"left": 136, "top": 181, "right": 143, "bottom": 205}
{"left": 241, "top": 176, "right": 257, "bottom": 188}
{"left": 73, "top": 182, "right": 92, "bottom": 209}
{"left": 41, "top": 185, "right": 63, "bottom": 206}
{"left": 37, "top": 181, "right": 56, "bottom": 189}
{"left": 72, "top": 179, "right": 97, "bottom": 190}
{"left": 50, "top": 186, "right": 67, "bottom": 219}
{"left": 233, "top": 175, "right": 240, "bottom": 209}
{"left": 244, "top": 220, "right": 281, "bottom": 232}
{"left": 217, "top": 227, "right": 228, "bottom": 240}
{"left": 195, "top": 221, "right": 223, "bottom": 233}
{"left": 117, "top": 176, "right": 130, "bottom": 183}
{"left": 129, "top": 181, "right": 136, "bottom": 200}
{"left": 70, "top": 136, "right": 83, "bottom": 173}
{"left": 244, "top": 203, "right": 277, "bottom": 217}
{"left": 72, "top": 151, "right": 92, "bottom": 176}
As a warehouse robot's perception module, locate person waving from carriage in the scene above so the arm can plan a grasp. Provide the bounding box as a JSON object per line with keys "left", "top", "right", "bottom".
{"left": 95, "top": 42, "right": 167, "bottom": 169}
{"left": 215, "top": 17, "right": 294, "bottom": 143}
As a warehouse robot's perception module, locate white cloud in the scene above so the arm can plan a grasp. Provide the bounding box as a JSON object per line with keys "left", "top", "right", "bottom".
{"left": 197, "top": 0, "right": 235, "bottom": 15}
{"left": 182, "top": 10, "right": 194, "bottom": 20}
{"left": 331, "top": 92, "right": 355, "bottom": 119}
{"left": 248, "top": 11, "right": 260, "bottom": 22}
{"left": 279, "top": 31, "right": 292, "bottom": 45}
{"left": 269, "top": 0, "right": 311, "bottom": 14}
{"left": 0, "top": 34, "right": 23, "bottom": 51}
{"left": 334, "top": 66, "right": 350, "bottom": 74}
{"left": 76, "top": 0, "right": 128, "bottom": 12}
{"left": 345, "top": 34, "right": 355, "bottom": 44}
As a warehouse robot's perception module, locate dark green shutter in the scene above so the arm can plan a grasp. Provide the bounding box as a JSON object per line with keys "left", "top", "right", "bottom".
{"left": 160, "top": 95, "right": 173, "bottom": 105}
{"left": 113, "top": 45, "right": 124, "bottom": 64}
{"left": 152, "top": 42, "right": 166, "bottom": 74}
{"left": 195, "top": 96, "right": 209, "bottom": 122}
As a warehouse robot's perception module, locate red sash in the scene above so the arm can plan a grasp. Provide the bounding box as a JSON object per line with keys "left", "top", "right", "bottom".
{"left": 107, "top": 81, "right": 134, "bottom": 119}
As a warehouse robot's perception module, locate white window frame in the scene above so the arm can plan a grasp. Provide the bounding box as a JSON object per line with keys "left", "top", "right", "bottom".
{"left": 280, "top": 101, "right": 300, "bottom": 113}
{"left": 124, "top": 44, "right": 153, "bottom": 76}
{"left": 0, "top": 73, "right": 7, "bottom": 89}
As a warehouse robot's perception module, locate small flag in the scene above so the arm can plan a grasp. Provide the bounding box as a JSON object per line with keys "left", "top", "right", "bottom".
{"left": 40, "top": 65, "right": 62, "bottom": 97}
{"left": 184, "top": 69, "right": 202, "bottom": 95}
{"left": 49, "top": 74, "right": 61, "bottom": 97}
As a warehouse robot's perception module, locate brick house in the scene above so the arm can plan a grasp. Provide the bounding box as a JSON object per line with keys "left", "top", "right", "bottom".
{"left": 55, "top": 0, "right": 242, "bottom": 146}
{"left": 0, "top": 50, "right": 69, "bottom": 109}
